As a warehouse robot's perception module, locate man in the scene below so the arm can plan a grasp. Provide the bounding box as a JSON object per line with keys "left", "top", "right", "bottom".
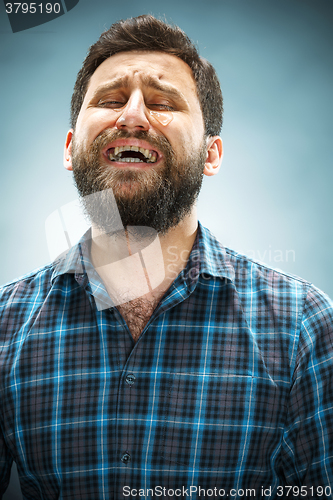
{"left": 0, "top": 14, "right": 333, "bottom": 500}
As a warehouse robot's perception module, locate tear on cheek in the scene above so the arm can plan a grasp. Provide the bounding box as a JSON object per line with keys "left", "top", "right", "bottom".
{"left": 149, "top": 110, "right": 173, "bottom": 127}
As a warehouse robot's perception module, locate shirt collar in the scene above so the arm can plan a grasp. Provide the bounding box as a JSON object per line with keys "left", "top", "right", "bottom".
{"left": 51, "top": 230, "right": 117, "bottom": 310}
{"left": 51, "top": 230, "right": 91, "bottom": 282}
{"left": 196, "top": 222, "right": 235, "bottom": 282}
{"left": 179, "top": 222, "right": 235, "bottom": 291}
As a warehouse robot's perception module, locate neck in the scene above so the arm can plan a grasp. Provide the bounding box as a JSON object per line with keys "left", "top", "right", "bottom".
{"left": 90, "top": 208, "right": 198, "bottom": 306}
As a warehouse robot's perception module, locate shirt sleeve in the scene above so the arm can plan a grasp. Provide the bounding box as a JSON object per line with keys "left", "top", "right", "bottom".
{"left": 282, "top": 284, "right": 333, "bottom": 488}
{"left": 0, "top": 424, "right": 13, "bottom": 497}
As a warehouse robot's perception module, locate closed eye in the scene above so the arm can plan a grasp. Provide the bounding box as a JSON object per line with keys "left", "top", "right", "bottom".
{"left": 97, "top": 100, "right": 124, "bottom": 108}
{"left": 149, "top": 103, "right": 175, "bottom": 111}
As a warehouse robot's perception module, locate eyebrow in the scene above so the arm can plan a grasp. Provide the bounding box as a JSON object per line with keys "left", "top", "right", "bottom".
{"left": 90, "top": 75, "right": 189, "bottom": 106}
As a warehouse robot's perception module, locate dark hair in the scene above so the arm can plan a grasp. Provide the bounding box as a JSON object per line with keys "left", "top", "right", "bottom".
{"left": 70, "top": 15, "right": 223, "bottom": 136}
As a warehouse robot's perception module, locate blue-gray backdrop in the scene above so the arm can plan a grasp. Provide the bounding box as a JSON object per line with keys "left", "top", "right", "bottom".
{"left": 0, "top": 0, "right": 332, "bottom": 497}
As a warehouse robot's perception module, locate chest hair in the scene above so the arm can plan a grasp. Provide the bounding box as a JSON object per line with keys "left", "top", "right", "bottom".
{"left": 117, "top": 295, "right": 161, "bottom": 342}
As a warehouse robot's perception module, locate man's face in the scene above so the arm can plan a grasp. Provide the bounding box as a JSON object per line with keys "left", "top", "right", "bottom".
{"left": 64, "top": 51, "right": 221, "bottom": 234}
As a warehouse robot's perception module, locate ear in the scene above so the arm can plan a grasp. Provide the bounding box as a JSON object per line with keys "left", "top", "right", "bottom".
{"left": 203, "top": 136, "right": 223, "bottom": 177}
{"left": 63, "top": 129, "right": 74, "bottom": 171}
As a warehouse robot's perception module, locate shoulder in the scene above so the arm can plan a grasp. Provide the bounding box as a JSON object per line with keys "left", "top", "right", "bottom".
{"left": 225, "top": 245, "right": 333, "bottom": 336}
{"left": 200, "top": 223, "right": 332, "bottom": 327}
{"left": 0, "top": 263, "right": 55, "bottom": 299}
{"left": 225, "top": 245, "right": 310, "bottom": 290}
{"left": 0, "top": 263, "right": 57, "bottom": 327}
{"left": 199, "top": 223, "right": 310, "bottom": 292}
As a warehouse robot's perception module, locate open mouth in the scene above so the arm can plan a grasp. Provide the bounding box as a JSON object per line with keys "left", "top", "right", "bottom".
{"left": 107, "top": 145, "right": 158, "bottom": 164}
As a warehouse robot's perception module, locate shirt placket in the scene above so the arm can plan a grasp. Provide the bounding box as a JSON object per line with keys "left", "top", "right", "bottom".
{"left": 111, "top": 276, "right": 194, "bottom": 497}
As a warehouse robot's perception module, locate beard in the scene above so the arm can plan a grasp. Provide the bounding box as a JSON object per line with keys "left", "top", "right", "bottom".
{"left": 71, "top": 129, "right": 206, "bottom": 235}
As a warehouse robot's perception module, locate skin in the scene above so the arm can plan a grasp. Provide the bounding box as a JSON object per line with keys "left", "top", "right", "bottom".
{"left": 63, "top": 51, "right": 223, "bottom": 333}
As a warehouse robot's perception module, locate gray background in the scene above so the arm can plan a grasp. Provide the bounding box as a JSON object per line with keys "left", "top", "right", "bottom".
{"left": 0, "top": 0, "right": 332, "bottom": 497}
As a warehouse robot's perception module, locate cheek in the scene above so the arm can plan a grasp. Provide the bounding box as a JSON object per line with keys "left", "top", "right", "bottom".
{"left": 170, "top": 131, "right": 199, "bottom": 156}
{"left": 77, "top": 111, "right": 117, "bottom": 143}
{"left": 167, "top": 115, "right": 204, "bottom": 150}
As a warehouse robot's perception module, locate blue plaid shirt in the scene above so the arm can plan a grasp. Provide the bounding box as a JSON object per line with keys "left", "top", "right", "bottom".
{"left": 1, "top": 223, "right": 333, "bottom": 499}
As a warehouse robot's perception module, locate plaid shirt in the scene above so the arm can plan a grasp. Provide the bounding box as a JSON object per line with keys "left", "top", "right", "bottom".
{"left": 1, "top": 223, "right": 333, "bottom": 499}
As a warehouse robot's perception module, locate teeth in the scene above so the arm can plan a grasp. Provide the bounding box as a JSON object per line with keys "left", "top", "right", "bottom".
{"left": 108, "top": 145, "right": 158, "bottom": 163}
{"left": 121, "top": 157, "right": 142, "bottom": 163}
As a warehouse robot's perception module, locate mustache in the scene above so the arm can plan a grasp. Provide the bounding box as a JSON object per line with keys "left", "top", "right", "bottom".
{"left": 89, "top": 129, "right": 174, "bottom": 156}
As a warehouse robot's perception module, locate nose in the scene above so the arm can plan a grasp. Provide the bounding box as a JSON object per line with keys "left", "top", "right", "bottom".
{"left": 115, "top": 91, "right": 150, "bottom": 131}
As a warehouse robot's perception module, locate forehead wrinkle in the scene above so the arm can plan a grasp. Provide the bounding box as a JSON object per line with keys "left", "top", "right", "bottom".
{"left": 140, "top": 75, "right": 189, "bottom": 104}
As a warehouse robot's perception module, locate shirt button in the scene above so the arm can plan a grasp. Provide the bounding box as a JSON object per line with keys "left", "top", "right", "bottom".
{"left": 125, "top": 373, "right": 136, "bottom": 386}
{"left": 121, "top": 452, "right": 131, "bottom": 464}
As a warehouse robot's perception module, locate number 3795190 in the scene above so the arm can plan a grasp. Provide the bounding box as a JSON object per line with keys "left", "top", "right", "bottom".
{"left": 5, "top": 3, "right": 61, "bottom": 14}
